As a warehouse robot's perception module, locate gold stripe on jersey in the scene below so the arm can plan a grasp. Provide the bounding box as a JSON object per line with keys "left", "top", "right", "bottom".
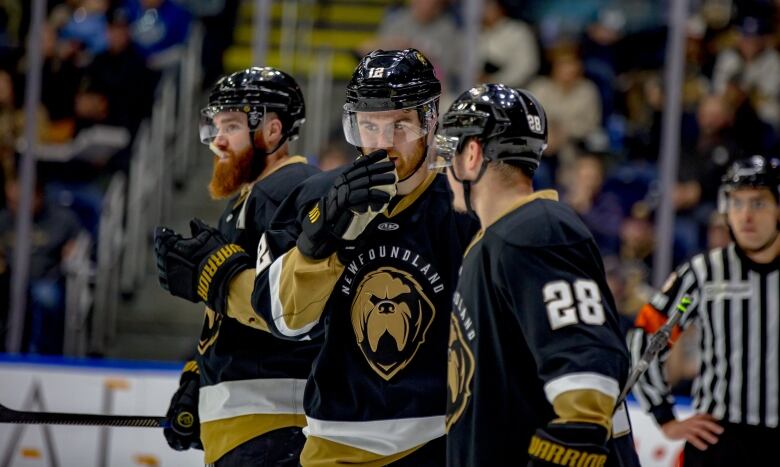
{"left": 201, "top": 413, "right": 307, "bottom": 464}
{"left": 463, "top": 230, "right": 485, "bottom": 257}
{"left": 182, "top": 360, "right": 199, "bottom": 374}
{"left": 275, "top": 249, "right": 345, "bottom": 331}
{"left": 486, "top": 189, "right": 559, "bottom": 229}
{"left": 551, "top": 389, "right": 615, "bottom": 432}
{"left": 264, "top": 155, "right": 308, "bottom": 178}
{"left": 384, "top": 171, "right": 438, "bottom": 218}
{"left": 463, "top": 190, "right": 559, "bottom": 256}
{"left": 225, "top": 269, "right": 270, "bottom": 331}
{"left": 299, "top": 436, "right": 424, "bottom": 467}
{"left": 232, "top": 155, "right": 309, "bottom": 209}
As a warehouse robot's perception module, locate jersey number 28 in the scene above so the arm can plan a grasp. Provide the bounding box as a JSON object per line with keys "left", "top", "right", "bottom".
{"left": 543, "top": 279, "right": 605, "bottom": 330}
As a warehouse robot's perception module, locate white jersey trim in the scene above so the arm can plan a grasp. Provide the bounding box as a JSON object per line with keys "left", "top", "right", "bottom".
{"left": 199, "top": 378, "right": 307, "bottom": 422}
{"left": 544, "top": 372, "right": 620, "bottom": 404}
{"left": 269, "top": 252, "right": 320, "bottom": 338}
{"left": 303, "top": 415, "right": 446, "bottom": 456}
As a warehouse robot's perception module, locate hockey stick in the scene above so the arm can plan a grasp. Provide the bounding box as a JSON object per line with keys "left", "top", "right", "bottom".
{"left": 615, "top": 295, "right": 692, "bottom": 408}
{"left": 0, "top": 402, "right": 169, "bottom": 428}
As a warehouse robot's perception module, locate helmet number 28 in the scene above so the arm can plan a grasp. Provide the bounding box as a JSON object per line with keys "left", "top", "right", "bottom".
{"left": 527, "top": 115, "right": 543, "bottom": 134}
{"left": 543, "top": 279, "right": 605, "bottom": 330}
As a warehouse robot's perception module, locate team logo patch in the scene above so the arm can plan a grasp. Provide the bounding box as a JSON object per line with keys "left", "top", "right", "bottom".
{"left": 446, "top": 314, "right": 475, "bottom": 430}
{"left": 351, "top": 267, "right": 435, "bottom": 380}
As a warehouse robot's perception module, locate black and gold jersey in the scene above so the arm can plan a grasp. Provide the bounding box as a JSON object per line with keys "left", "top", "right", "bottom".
{"left": 194, "top": 156, "right": 321, "bottom": 464}
{"left": 229, "top": 169, "right": 478, "bottom": 466}
{"left": 446, "top": 191, "right": 639, "bottom": 467}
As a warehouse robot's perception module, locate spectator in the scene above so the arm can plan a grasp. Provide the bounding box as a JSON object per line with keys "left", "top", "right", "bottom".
{"left": 58, "top": 0, "right": 110, "bottom": 57}
{"left": 78, "top": 10, "right": 158, "bottom": 135}
{"left": 529, "top": 42, "right": 602, "bottom": 171}
{"left": 358, "top": 0, "right": 460, "bottom": 97}
{"left": 478, "top": 0, "right": 539, "bottom": 88}
{"left": 39, "top": 23, "right": 82, "bottom": 142}
{"left": 124, "top": 0, "right": 191, "bottom": 65}
{"left": 712, "top": 15, "right": 780, "bottom": 128}
{"left": 0, "top": 177, "right": 83, "bottom": 354}
{"left": 561, "top": 133, "right": 624, "bottom": 255}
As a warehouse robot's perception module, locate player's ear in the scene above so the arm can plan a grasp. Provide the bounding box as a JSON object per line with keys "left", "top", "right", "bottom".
{"left": 465, "top": 139, "right": 483, "bottom": 176}
{"left": 264, "top": 115, "right": 283, "bottom": 142}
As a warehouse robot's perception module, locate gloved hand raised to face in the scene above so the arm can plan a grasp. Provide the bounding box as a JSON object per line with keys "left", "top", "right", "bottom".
{"left": 154, "top": 218, "right": 252, "bottom": 314}
{"left": 164, "top": 368, "right": 202, "bottom": 451}
{"left": 298, "top": 149, "right": 397, "bottom": 259}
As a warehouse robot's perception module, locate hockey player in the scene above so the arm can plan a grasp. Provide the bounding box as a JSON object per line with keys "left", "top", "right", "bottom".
{"left": 434, "top": 83, "right": 640, "bottom": 466}
{"left": 160, "top": 67, "right": 320, "bottom": 466}
{"left": 154, "top": 49, "right": 477, "bottom": 466}
{"left": 628, "top": 155, "right": 780, "bottom": 466}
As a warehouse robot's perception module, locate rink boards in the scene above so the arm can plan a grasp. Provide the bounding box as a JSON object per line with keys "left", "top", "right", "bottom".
{"left": 0, "top": 355, "right": 687, "bottom": 467}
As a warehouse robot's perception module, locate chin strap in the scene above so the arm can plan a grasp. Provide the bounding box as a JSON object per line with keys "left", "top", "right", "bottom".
{"left": 449, "top": 160, "right": 490, "bottom": 220}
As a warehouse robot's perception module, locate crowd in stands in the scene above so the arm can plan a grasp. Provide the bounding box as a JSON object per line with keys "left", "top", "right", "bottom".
{"left": 0, "top": 0, "right": 232, "bottom": 354}
{"left": 361, "top": 0, "right": 780, "bottom": 326}
{"left": 1, "top": 0, "right": 778, "bottom": 382}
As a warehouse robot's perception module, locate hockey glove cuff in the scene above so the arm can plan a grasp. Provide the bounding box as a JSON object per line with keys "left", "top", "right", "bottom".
{"left": 298, "top": 149, "right": 397, "bottom": 259}
{"left": 527, "top": 423, "right": 609, "bottom": 467}
{"left": 164, "top": 364, "right": 202, "bottom": 451}
{"left": 155, "top": 219, "right": 252, "bottom": 314}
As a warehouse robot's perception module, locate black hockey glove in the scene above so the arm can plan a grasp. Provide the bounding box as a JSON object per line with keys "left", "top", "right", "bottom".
{"left": 155, "top": 218, "right": 252, "bottom": 314}
{"left": 527, "top": 423, "right": 609, "bottom": 467}
{"left": 164, "top": 367, "right": 202, "bottom": 451}
{"left": 298, "top": 149, "right": 397, "bottom": 259}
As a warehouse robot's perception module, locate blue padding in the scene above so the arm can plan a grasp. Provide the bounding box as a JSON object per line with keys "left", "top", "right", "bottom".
{"left": 0, "top": 353, "right": 182, "bottom": 372}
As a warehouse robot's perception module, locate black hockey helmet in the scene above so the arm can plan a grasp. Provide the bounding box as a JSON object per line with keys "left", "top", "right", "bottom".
{"left": 344, "top": 48, "right": 441, "bottom": 112}
{"left": 200, "top": 66, "right": 305, "bottom": 145}
{"left": 718, "top": 155, "right": 780, "bottom": 213}
{"left": 431, "top": 84, "right": 547, "bottom": 174}
{"left": 342, "top": 49, "right": 441, "bottom": 181}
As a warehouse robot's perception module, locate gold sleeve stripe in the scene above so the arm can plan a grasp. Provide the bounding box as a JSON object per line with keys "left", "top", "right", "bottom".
{"left": 270, "top": 248, "right": 344, "bottom": 335}
{"left": 551, "top": 389, "right": 615, "bottom": 432}
{"left": 300, "top": 436, "right": 425, "bottom": 467}
{"left": 226, "top": 269, "right": 270, "bottom": 332}
{"left": 182, "top": 360, "right": 199, "bottom": 374}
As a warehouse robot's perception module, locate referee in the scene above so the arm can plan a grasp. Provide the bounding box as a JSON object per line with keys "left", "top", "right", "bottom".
{"left": 628, "top": 155, "right": 779, "bottom": 467}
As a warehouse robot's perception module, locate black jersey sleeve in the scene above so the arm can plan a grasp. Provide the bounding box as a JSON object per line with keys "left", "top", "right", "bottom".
{"left": 495, "top": 239, "right": 629, "bottom": 432}
{"left": 247, "top": 169, "right": 347, "bottom": 341}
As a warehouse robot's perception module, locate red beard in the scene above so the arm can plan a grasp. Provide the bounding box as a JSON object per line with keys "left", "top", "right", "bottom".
{"left": 207, "top": 146, "right": 257, "bottom": 199}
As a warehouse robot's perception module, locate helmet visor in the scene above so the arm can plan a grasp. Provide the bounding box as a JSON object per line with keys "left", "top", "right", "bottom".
{"left": 429, "top": 134, "right": 459, "bottom": 169}
{"left": 342, "top": 99, "right": 437, "bottom": 151}
{"left": 199, "top": 105, "right": 266, "bottom": 144}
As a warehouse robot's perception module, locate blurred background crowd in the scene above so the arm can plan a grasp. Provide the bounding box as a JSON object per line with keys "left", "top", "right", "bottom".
{"left": 1, "top": 0, "right": 777, "bottom": 395}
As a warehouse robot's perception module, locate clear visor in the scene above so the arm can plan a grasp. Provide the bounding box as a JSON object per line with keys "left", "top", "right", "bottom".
{"left": 428, "top": 134, "right": 460, "bottom": 169}
{"left": 342, "top": 104, "right": 435, "bottom": 151}
{"left": 198, "top": 106, "right": 265, "bottom": 144}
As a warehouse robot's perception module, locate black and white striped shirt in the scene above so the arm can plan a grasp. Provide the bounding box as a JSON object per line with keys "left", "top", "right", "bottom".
{"left": 628, "top": 243, "right": 779, "bottom": 428}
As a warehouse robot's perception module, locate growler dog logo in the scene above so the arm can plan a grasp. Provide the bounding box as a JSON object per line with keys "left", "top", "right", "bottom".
{"left": 351, "top": 267, "right": 435, "bottom": 380}
{"left": 446, "top": 314, "right": 475, "bottom": 430}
